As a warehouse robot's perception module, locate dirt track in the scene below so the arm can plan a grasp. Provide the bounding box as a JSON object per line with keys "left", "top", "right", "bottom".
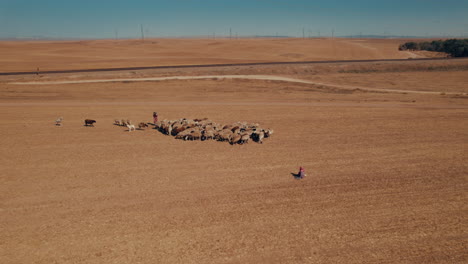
{"left": 0, "top": 57, "right": 456, "bottom": 76}
{"left": 10, "top": 74, "right": 466, "bottom": 95}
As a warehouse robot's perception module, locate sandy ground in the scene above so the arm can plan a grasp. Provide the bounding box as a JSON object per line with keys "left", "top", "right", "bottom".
{"left": 0, "top": 38, "right": 439, "bottom": 73}
{"left": 1, "top": 39, "right": 467, "bottom": 263}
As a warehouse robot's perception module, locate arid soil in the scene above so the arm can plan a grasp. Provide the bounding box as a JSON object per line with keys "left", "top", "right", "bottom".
{"left": 1, "top": 39, "right": 467, "bottom": 264}
{"left": 0, "top": 38, "right": 441, "bottom": 73}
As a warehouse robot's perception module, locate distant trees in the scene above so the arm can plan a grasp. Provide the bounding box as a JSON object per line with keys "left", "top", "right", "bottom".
{"left": 399, "top": 39, "right": 468, "bottom": 57}
{"left": 400, "top": 41, "right": 419, "bottom": 51}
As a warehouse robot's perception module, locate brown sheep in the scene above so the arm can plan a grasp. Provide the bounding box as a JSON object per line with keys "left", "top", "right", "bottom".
{"left": 186, "top": 130, "right": 202, "bottom": 141}
{"left": 230, "top": 134, "right": 242, "bottom": 145}
{"left": 202, "top": 129, "right": 215, "bottom": 141}
{"left": 84, "top": 119, "right": 96, "bottom": 126}
{"left": 239, "top": 133, "right": 250, "bottom": 144}
{"left": 138, "top": 122, "right": 148, "bottom": 130}
{"left": 216, "top": 131, "right": 233, "bottom": 142}
{"left": 175, "top": 129, "right": 192, "bottom": 140}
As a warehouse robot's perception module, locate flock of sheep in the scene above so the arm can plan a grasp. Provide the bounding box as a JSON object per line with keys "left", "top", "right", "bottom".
{"left": 58, "top": 117, "right": 273, "bottom": 145}
{"left": 114, "top": 119, "right": 148, "bottom": 131}
{"left": 154, "top": 118, "right": 273, "bottom": 145}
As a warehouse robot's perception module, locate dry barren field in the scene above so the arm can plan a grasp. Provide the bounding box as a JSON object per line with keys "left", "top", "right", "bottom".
{"left": 1, "top": 39, "right": 467, "bottom": 263}
{"left": 0, "top": 38, "right": 440, "bottom": 73}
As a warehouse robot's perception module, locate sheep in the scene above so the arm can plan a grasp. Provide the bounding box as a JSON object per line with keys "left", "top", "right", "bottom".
{"left": 127, "top": 123, "right": 136, "bottom": 132}
{"left": 175, "top": 129, "right": 192, "bottom": 140}
{"left": 152, "top": 117, "right": 271, "bottom": 145}
{"left": 202, "top": 129, "right": 215, "bottom": 141}
{"left": 259, "top": 131, "right": 265, "bottom": 143}
{"left": 138, "top": 122, "right": 148, "bottom": 130}
{"left": 167, "top": 123, "right": 173, "bottom": 135}
{"left": 158, "top": 120, "right": 171, "bottom": 135}
{"left": 186, "top": 130, "right": 202, "bottom": 141}
{"left": 230, "top": 133, "right": 242, "bottom": 145}
{"left": 253, "top": 131, "right": 265, "bottom": 144}
{"left": 216, "top": 130, "right": 233, "bottom": 142}
{"left": 239, "top": 133, "right": 250, "bottom": 144}
{"left": 84, "top": 119, "right": 96, "bottom": 126}
{"left": 55, "top": 117, "right": 63, "bottom": 126}
{"left": 172, "top": 123, "right": 193, "bottom": 136}
{"left": 264, "top": 128, "right": 274, "bottom": 138}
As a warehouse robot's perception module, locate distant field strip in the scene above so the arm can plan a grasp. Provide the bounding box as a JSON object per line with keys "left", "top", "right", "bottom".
{"left": 10, "top": 75, "right": 465, "bottom": 95}
{"left": 0, "top": 57, "right": 463, "bottom": 76}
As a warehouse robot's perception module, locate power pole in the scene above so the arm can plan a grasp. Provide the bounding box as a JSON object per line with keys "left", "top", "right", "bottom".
{"left": 115, "top": 29, "right": 118, "bottom": 40}
{"left": 332, "top": 28, "right": 335, "bottom": 39}
{"left": 230, "top": 28, "right": 232, "bottom": 39}
{"left": 140, "top": 24, "right": 144, "bottom": 41}
{"left": 302, "top": 27, "right": 305, "bottom": 39}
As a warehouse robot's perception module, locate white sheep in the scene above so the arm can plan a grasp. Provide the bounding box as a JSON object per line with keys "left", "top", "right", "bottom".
{"left": 55, "top": 117, "right": 63, "bottom": 126}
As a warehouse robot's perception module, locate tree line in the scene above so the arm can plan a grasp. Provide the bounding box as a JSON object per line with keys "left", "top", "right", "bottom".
{"left": 399, "top": 39, "right": 468, "bottom": 57}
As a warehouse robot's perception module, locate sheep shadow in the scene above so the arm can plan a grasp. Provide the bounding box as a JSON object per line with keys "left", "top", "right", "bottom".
{"left": 291, "top": 172, "right": 304, "bottom": 180}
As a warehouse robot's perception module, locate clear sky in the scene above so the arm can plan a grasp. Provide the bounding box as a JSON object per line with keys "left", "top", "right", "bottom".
{"left": 1, "top": 0, "right": 467, "bottom": 39}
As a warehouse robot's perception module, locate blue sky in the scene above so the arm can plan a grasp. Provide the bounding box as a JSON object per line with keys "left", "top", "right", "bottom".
{"left": 1, "top": 0, "right": 467, "bottom": 39}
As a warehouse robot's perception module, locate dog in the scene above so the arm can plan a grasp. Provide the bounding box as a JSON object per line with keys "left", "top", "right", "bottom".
{"left": 84, "top": 119, "right": 96, "bottom": 126}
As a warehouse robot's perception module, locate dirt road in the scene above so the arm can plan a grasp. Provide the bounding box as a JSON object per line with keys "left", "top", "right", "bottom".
{"left": 10, "top": 74, "right": 465, "bottom": 95}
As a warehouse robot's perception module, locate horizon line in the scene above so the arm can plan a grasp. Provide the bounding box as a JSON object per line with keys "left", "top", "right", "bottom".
{"left": 1, "top": 34, "right": 467, "bottom": 42}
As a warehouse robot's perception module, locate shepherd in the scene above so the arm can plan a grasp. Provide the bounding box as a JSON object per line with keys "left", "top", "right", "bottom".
{"left": 153, "top": 112, "right": 158, "bottom": 124}
{"left": 298, "top": 166, "right": 306, "bottom": 179}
